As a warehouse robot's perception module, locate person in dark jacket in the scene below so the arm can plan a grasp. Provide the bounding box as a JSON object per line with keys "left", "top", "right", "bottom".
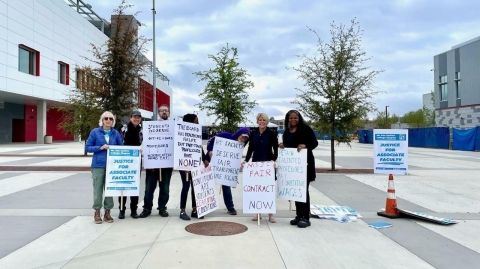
{"left": 178, "top": 113, "right": 209, "bottom": 221}
{"left": 243, "top": 113, "right": 278, "bottom": 223}
{"left": 279, "top": 110, "right": 318, "bottom": 228}
{"left": 85, "top": 111, "right": 124, "bottom": 224}
{"left": 206, "top": 127, "right": 250, "bottom": 215}
{"left": 139, "top": 104, "right": 174, "bottom": 218}
{"left": 117, "top": 110, "right": 143, "bottom": 219}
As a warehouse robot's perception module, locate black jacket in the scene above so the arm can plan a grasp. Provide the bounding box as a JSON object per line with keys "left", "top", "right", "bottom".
{"left": 282, "top": 124, "right": 319, "bottom": 181}
{"left": 245, "top": 128, "right": 278, "bottom": 162}
{"left": 119, "top": 122, "right": 142, "bottom": 146}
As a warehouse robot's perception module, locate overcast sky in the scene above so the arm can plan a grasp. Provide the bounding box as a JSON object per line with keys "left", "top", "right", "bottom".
{"left": 88, "top": 0, "right": 480, "bottom": 124}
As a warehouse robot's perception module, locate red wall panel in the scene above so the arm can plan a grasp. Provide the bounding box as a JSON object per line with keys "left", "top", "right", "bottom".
{"left": 47, "top": 108, "right": 74, "bottom": 141}
{"left": 138, "top": 79, "right": 170, "bottom": 112}
{"left": 24, "top": 105, "right": 36, "bottom": 142}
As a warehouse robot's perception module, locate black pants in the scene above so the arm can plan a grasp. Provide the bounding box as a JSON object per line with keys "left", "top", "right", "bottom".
{"left": 179, "top": 171, "right": 196, "bottom": 210}
{"left": 143, "top": 168, "right": 173, "bottom": 211}
{"left": 118, "top": 196, "right": 139, "bottom": 211}
{"left": 295, "top": 181, "right": 311, "bottom": 220}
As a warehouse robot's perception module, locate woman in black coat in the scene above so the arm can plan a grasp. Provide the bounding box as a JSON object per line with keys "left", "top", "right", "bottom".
{"left": 243, "top": 113, "right": 279, "bottom": 223}
{"left": 279, "top": 110, "right": 318, "bottom": 228}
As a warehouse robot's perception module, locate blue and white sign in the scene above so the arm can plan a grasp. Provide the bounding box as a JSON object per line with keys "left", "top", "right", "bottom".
{"left": 373, "top": 129, "right": 408, "bottom": 175}
{"left": 105, "top": 145, "right": 142, "bottom": 196}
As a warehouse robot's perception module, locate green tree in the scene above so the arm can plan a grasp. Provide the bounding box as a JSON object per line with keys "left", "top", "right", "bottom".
{"left": 290, "top": 19, "right": 383, "bottom": 171}
{"left": 194, "top": 44, "right": 257, "bottom": 133}
{"left": 403, "top": 109, "right": 427, "bottom": 128}
{"left": 375, "top": 112, "right": 400, "bottom": 129}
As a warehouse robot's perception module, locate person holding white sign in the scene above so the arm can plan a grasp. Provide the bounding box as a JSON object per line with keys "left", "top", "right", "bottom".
{"left": 85, "top": 111, "right": 124, "bottom": 224}
{"left": 279, "top": 110, "right": 318, "bottom": 228}
{"left": 206, "top": 127, "right": 250, "bottom": 215}
{"left": 179, "top": 114, "right": 209, "bottom": 221}
{"left": 243, "top": 113, "right": 279, "bottom": 223}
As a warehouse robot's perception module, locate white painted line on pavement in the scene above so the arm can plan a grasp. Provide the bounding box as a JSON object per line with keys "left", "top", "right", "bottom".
{"left": 0, "top": 173, "right": 76, "bottom": 198}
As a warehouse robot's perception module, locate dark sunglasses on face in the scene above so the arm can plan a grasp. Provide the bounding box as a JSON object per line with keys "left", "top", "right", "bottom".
{"left": 104, "top": 117, "right": 114, "bottom": 121}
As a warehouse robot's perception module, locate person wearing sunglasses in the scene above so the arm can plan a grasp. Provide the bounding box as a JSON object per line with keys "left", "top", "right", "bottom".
{"left": 85, "top": 111, "right": 124, "bottom": 224}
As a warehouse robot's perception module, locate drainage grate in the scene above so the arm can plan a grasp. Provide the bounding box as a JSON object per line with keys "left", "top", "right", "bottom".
{"left": 185, "top": 221, "right": 248, "bottom": 236}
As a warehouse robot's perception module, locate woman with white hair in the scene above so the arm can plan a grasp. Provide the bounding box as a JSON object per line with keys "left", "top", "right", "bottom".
{"left": 85, "top": 111, "right": 124, "bottom": 224}
{"left": 243, "top": 113, "right": 279, "bottom": 223}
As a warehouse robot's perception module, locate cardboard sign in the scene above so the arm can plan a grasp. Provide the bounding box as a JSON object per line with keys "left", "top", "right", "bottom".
{"left": 105, "top": 146, "right": 141, "bottom": 196}
{"left": 211, "top": 137, "right": 244, "bottom": 187}
{"left": 374, "top": 129, "right": 408, "bottom": 175}
{"left": 276, "top": 148, "right": 307, "bottom": 202}
{"left": 173, "top": 121, "right": 203, "bottom": 171}
{"left": 191, "top": 165, "right": 219, "bottom": 218}
{"left": 242, "top": 161, "right": 276, "bottom": 214}
{"left": 398, "top": 208, "right": 458, "bottom": 225}
{"left": 143, "top": 121, "right": 174, "bottom": 168}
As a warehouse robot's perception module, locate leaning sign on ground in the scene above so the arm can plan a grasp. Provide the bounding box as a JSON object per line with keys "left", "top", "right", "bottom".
{"left": 398, "top": 208, "right": 458, "bottom": 225}
{"left": 105, "top": 146, "right": 141, "bottom": 196}
{"left": 373, "top": 129, "right": 408, "bottom": 175}
{"left": 242, "top": 161, "right": 276, "bottom": 214}
{"left": 173, "top": 121, "right": 203, "bottom": 170}
{"left": 276, "top": 148, "right": 307, "bottom": 202}
{"left": 143, "top": 121, "right": 174, "bottom": 168}
{"left": 211, "top": 137, "right": 244, "bottom": 187}
{"left": 191, "top": 165, "right": 219, "bottom": 218}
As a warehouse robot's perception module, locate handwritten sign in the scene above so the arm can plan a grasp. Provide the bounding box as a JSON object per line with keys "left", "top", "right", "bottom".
{"left": 276, "top": 148, "right": 307, "bottom": 202}
{"left": 173, "top": 121, "right": 203, "bottom": 171}
{"left": 374, "top": 129, "right": 408, "bottom": 175}
{"left": 242, "top": 161, "right": 276, "bottom": 214}
{"left": 191, "top": 165, "right": 219, "bottom": 218}
{"left": 105, "top": 145, "right": 141, "bottom": 196}
{"left": 211, "top": 137, "right": 244, "bottom": 187}
{"left": 143, "top": 121, "right": 174, "bottom": 168}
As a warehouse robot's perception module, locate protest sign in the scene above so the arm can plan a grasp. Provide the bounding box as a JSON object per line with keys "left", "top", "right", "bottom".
{"left": 143, "top": 120, "right": 174, "bottom": 168}
{"left": 276, "top": 148, "right": 307, "bottom": 202}
{"left": 191, "top": 165, "right": 219, "bottom": 218}
{"left": 242, "top": 161, "right": 276, "bottom": 214}
{"left": 105, "top": 146, "right": 141, "bottom": 196}
{"left": 210, "top": 137, "right": 244, "bottom": 187}
{"left": 374, "top": 129, "right": 408, "bottom": 175}
{"left": 173, "top": 121, "right": 203, "bottom": 170}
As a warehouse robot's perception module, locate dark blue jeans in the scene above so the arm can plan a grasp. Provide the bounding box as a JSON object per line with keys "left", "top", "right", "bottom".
{"left": 222, "top": 185, "right": 234, "bottom": 211}
{"left": 143, "top": 168, "right": 173, "bottom": 211}
{"left": 180, "top": 171, "right": 196, "bottom": 210}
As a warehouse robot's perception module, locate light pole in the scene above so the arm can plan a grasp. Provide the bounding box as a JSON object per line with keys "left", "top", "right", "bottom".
{"left": 385, "top": 105, "right": 389, "bottom": 129}
{"left": 152, "top": 0, "right": 157, "bottom": 120}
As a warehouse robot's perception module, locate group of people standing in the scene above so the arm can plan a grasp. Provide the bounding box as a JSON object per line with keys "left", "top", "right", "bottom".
{"left": 85, "top": 105, "right": 318, "bottom": 229}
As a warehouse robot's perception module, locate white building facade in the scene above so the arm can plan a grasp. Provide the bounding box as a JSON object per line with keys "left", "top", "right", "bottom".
{"left": 0, "top": 0, "right": 172, "bottom": 143}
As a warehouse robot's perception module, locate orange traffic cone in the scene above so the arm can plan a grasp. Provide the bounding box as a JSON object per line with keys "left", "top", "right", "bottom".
{"left": 377, "top": 174, "right": 401, "bottom": 219}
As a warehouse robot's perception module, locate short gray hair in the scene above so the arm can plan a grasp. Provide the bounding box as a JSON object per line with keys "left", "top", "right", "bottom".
{"left": 98, "top": 111, "right": 116, "bottom": 127}
{"left": 256, "top": 113, "right": 269, "bottom": 123}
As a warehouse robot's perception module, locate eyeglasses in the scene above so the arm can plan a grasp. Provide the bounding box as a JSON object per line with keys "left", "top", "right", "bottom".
{"left": 159, "top": 109, "right": 169, "bottom": 112}
{"left": 103, "top": 117, "right": 114, "bottom": 121}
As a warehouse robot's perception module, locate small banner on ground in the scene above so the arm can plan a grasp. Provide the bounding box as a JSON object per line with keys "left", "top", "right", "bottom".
{"left": 398, "top": 208, "right": 458, "bottom": 225}
{"left": 105, "top": 145, "right": 141, "bottom": 196}
{"left": 374, "top": 129, "right": 408, "bottom": 175}
{"left": 276, "top": 148, "right": 307, "bottom": 202}
{"left": 143, "top": 120, "right": 174, "bottom": 168}
{"left": 173, "top": 121, "right": 203, "bottom": 171}
{"left": 211, "top": 137, "right": 244, "bottom": 187}
{"left": 191, "top": 165, "right": 219, "bottom": 218}
{"left": 242, "top": 161, "right": 276, "bottom": 214}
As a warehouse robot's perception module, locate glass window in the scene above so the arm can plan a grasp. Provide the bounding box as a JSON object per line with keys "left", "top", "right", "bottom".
{"left": 76, "top": 70, "right": 82, "bottom": 89}
{"left": 18, "top": 47, "right": 34, "bottom": 75}
{"left": 58, "top": 63, "right": 66, "bottom": 84}
{"left": 439, "top": 75, "right": 447, "bottom": 84}
{"left": 440, "top": 84, "right": 448, "bottom": 101}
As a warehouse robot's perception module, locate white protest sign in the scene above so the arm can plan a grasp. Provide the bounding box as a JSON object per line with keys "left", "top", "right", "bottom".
{"left": 276, "top": 148, "right": 307, "bottom": 202}
{"left": 373, "top": 129, "right": 408, "bottom": 175}
{"left": 105, "top": 145, "right": 141, "bottom": 196}
{"left": 211, "top": 137, "right": 243, "bottom": 187}
{"left": 191, "top": 165, "right": 219, "bottom": 218}
{"left": 143, "top": 120, "right": 174, "bottom": 168}
{"left": 242, "top": 161, "right": 276, "bottom": 214}
{"left": 173, "top": 121, "right": 203, "bottom": 171}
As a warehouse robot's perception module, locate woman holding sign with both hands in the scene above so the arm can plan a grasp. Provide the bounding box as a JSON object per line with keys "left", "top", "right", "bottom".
{"left": 242, "top": 113, "right": 278, "bottom": 223}
{"left": 179, "top": 113, "right": 209, "bottom": 221}
{"left": 279, "top": 110, "right": 318, "bottom": 228}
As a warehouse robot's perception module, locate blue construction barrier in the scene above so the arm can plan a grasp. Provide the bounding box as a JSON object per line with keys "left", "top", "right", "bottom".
{"left": 452, "top": 128, "right": 477, "bottom": 151}
{"left": 475, "top": 127, "right": 480, "bottom": 151}
{"left": 357, "top": 130, "right": 373, "bottom": 144}
{"left": 408, "top": 127, "right": 449, "bottom": 149}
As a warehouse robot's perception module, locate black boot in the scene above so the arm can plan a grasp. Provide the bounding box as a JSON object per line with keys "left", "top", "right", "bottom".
{"left": 119, "top": 210, "right": 125, "bottom": 219}
{"left": 131, "top": 210, "right": 139, "bottom": 219}
{"left": 139, "top": 209, "right": 151, "bottom": 218}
